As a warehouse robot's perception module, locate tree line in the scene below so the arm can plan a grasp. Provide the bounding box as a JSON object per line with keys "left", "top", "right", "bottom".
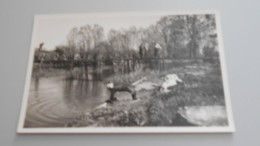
{"left": 34, "top": 14, "right": 219, "bottom": 64}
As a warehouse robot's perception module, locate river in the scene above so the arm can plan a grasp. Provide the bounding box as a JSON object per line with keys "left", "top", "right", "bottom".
{"left": 24, "top": 67, "right": 112, "bottom": 127}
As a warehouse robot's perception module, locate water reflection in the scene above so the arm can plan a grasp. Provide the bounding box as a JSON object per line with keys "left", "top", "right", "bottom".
{"left": 63, "top": 79, "right": 110, "bottom": 111}
{"left": 24, "top": 66, "right": 112, "bottom": 128}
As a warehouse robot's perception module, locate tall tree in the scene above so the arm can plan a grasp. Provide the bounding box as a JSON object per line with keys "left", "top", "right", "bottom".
{"left": 157, "top": 14, "right": 217, "bottom": 58}
{"left": 92, "top": 24, "right": 105, "bottom": 49}
{"left": 67, "top": 27, "right": 80, "bottom": 50}
{"left": 179, "top": 14, "right": 216, "bottom": 58}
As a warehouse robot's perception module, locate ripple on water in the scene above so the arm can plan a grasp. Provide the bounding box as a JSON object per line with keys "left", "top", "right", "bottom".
{"left": 24, "top": 77, "right": 110, "bottom": 128}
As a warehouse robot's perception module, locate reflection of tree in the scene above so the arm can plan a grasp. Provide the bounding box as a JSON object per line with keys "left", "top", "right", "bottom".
{"left": 33, "top": 77, "right": 40, "bottom": 99}
{"left": 63, "top": 79, "right": 73, "bottom": 109}
{"left": 63, "top": 79, "right": 87, "bottom": 110}
{"left": 63, "top": 78, "right": 109, "bottom": 111}
{"left": 92, "top": 81, "right": 99, "bottom": 98}
{"left": 92, "top": 65, "right": 102, "bottom": 81}
{"left": 68, "top": 67, "right": 89, "bottom": 80}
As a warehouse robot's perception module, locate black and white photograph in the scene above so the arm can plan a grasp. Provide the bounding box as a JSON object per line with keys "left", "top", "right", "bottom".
{"left": 17, "top": 11, "right": 234, "bottom": 133}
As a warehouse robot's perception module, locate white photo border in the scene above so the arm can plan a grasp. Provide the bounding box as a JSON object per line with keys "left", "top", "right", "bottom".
{"left": 17, "top": 10, "right": 235, "bottom": 134}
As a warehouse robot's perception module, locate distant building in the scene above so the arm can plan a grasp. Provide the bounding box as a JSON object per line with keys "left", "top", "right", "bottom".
{"left": 74, "top": 53, "right": 81, "bottom": 60}
{"left": 154, "top": 42, "right": 162, "bottom": 58}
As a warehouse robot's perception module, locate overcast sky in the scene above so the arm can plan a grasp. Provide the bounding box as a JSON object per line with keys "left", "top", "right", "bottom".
{"left": 33, "top": 13, "right": 165, "bottom": 50}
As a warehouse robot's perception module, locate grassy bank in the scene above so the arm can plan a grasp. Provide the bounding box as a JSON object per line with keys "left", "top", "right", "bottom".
{"left": 65, "top": 62, "right": 226, "bottom": 127}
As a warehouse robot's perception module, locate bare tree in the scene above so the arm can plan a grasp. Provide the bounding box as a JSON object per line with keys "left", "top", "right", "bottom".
{"left": 67, "top": 27, "right": 80, "bottom": 50}
{"left": 92, "top": 24, "right": 105, "bottom": 49}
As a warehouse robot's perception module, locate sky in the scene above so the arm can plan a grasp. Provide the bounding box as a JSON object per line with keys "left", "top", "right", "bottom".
{"left": 33, "top": 12, "right": 165, "bottom": 51}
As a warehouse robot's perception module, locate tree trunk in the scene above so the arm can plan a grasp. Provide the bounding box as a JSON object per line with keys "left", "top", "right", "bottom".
{"left": 189, "top": 35, "right": 196, "bottom": 58}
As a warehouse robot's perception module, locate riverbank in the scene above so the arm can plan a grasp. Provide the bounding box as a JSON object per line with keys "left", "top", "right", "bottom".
{"left": 65, "top": 62, "right": 228, "bottom": 127}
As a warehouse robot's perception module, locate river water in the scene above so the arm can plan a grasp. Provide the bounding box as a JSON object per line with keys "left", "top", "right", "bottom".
{"left": 24, "top": 63, "right": 228, "bottom": 127}
{"left": 24, "top": 67, "right": 112, "bottom": 127}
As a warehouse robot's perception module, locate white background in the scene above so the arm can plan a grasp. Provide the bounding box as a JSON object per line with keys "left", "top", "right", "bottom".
{"left": 0, "top": 0, "right": 259, "bottom": 145}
